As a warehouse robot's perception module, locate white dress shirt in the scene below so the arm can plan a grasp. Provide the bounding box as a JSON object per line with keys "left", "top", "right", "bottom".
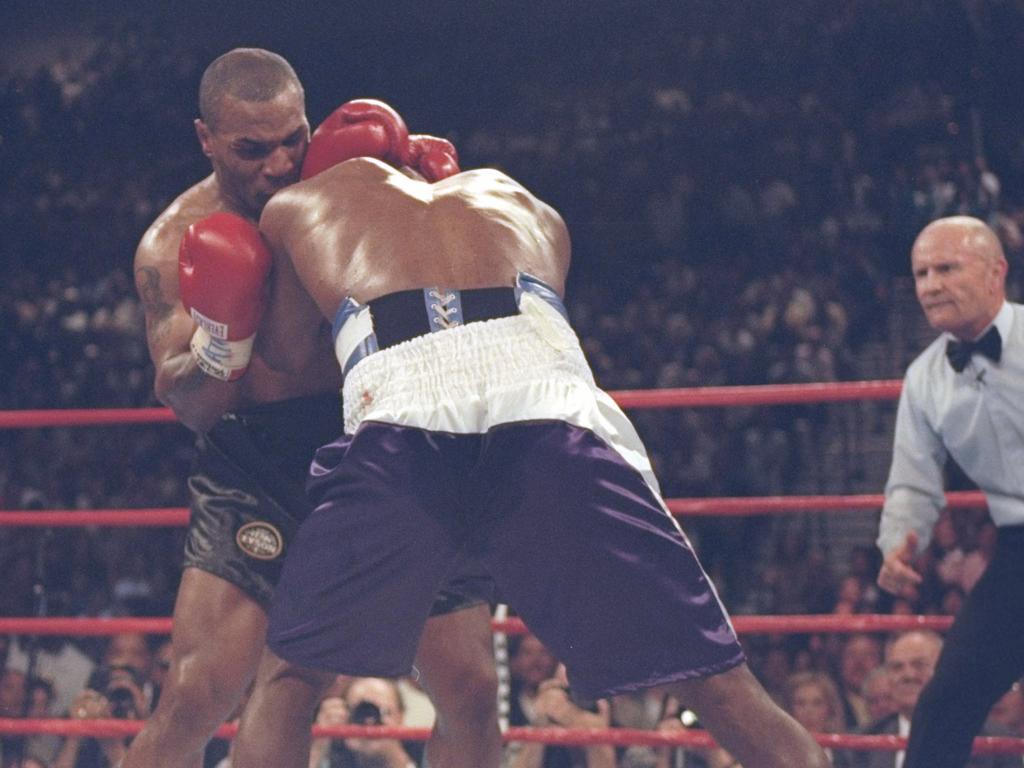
{"left": 896, "top": 713, "right": 910, "bottom": 768}
{"left": 878, "top": 301, "right": 1024, "bottom": 555}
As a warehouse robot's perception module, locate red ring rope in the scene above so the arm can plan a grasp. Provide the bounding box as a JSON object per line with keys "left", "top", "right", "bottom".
{"left": 0, "top": 719, "right": 1021, "bottom": 754}
{"left": 0, "top": 614, "right": 955, "bottom": 637}
{"left": 0, "top": 490, "right": 988, "bottom": 527}
{"left": 0, "top": 380, "right": 904, "bottom": 430}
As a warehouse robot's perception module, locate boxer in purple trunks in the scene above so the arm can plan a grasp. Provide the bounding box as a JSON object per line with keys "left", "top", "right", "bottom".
{"left": 236, "top": 114, "right": 829, "bottom": 768}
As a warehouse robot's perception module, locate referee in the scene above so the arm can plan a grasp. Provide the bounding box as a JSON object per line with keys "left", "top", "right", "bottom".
{"left": 876, "top": 215, "right": 1024, "bottom": 767}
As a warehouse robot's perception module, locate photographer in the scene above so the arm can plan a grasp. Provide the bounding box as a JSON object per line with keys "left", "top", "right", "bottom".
{"left": 506, "top": 635, "right": 613, "bottom": 768}
{"left": 52, "top": 664, "right": 151, "bottom": 768}
{"left": 309, "top": 677, "right": 417, "bottom": 768}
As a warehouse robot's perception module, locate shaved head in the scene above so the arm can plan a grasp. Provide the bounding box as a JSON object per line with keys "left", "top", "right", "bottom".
{"left": 914, "top": 216, "right": 1006, "bottom": 268}
{"left": 911, "top": 215, "right": 1008, "bottom": 339}
{"left": 199, "top": 48, "right": 303, "bottom": 131}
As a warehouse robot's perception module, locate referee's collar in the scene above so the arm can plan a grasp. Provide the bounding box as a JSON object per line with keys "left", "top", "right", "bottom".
{"left": 943, "top": 301, "right": 1012, "bottom": 347}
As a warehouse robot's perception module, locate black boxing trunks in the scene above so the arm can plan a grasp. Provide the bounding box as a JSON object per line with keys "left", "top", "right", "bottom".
{"left": 267, "top": 274, "right": 743, "bottom": 697}
{"left": 183, "top": 393, "right": 343, "bottom": 608}
{"left": 183, "top": 392, "right": 493, "bottom": 614}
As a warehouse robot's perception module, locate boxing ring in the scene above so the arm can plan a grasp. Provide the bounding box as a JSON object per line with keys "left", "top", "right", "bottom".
{"left": 1, "top": 379, "right": 1022, "bottom": 759}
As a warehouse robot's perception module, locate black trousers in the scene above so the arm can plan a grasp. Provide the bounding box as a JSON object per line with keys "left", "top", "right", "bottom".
{"left": 905, "top": 524, "right": 1024, "bottom": 767}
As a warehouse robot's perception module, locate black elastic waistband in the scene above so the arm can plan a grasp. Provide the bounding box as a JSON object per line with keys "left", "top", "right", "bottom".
{"left": 219, "top": 392, "right": 341, "bottom": 425}
{"left": 332, "top": 273, "right": 568, "bottom": 376}
{"left": 201, "top": 392, "right": 342, "bottom": 499}
{"left": 207, "top": 392, "right": 341, "bottom": 457}
{"left": 368, "top": 286, "right": 520, "bottom": 351}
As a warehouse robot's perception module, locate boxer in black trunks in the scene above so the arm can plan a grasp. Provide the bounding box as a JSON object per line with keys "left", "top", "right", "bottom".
{"left": 128, "top": 49, "right": 499, "bottom": 768}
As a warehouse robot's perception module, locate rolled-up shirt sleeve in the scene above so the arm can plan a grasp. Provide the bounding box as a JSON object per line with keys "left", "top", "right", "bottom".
{"left": 878, "top": 377, "right": 947, "bottom": 555}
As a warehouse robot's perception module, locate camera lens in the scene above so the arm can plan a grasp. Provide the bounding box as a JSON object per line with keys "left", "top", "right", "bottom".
{"left": 349, "top": 701, "right": 383, "bottom": 725}
{"left": 107, "top": 687, "right": 135, "bottom": 719}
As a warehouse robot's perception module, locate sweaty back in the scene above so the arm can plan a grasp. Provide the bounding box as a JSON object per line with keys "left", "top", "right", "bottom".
{"left": 263, "top": 159, "right": 568, "bottom": 319}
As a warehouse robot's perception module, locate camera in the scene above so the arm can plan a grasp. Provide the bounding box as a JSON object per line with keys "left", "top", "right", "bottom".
{"left": 86, "top": 664, "right": 145, "bottom": 719}
{"left": 348, "top": 700, "right": 383, "bottom": 726}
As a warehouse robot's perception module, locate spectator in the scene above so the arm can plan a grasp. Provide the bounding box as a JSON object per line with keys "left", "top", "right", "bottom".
{"left": 506, "top": 635, "right": 613, "bottom": 768}
{"left": 1, "top": 668, "right": 28, "bottom": 768}
{"left": 52, "top": 635, "right": 154, "bottom": 768}
{"left": 307, "top": 679, "right": 349, "bottom": 768}
{"left": 840, "top": 631, "right": 1019, "bottom": 768}
{"left": 644, "top": 694, "right": 738, "bottom": 768}
{"left": 781, "top": 671, "right": 847, "bottom": 767}
{"left": 3, "top": 638, "right": 94, "bottom": 718}
{"left": 311, "top": 677, "right": 418, "bottom": 768}
{"left": 508, "top": 664, "right": 613, "bottom": 768}
{"left": 0, "top": 669, "right": 54, "bottom": 766}
{"left": 860, "top": 667, "right": 896, "bottom": 726}
{"left": 836, "top": 634, "right": 883, "bottom": 729}
{"left": 25, "top": 676, "right": 60, "bottom": 766}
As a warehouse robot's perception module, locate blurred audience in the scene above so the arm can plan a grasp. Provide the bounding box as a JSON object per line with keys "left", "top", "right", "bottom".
{"left": 2, "top": 3, "right": 1024, "bottom": 765}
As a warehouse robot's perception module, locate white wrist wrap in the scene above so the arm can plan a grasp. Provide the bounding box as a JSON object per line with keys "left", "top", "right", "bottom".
{"left": 190, "top": 325, "right": 255, "bottom": 381}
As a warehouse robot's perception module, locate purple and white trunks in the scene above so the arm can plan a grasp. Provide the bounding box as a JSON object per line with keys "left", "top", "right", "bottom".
{"left": 266, "top": 274, "right": 743, "bottom": 698}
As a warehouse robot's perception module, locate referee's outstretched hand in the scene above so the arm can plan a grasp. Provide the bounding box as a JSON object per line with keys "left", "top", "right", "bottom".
{"left": 877, "top": 531, "right": 924, "bottom": 598}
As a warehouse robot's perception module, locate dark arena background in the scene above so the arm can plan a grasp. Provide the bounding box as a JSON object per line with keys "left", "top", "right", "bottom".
{"left": 2, "top": 1, "right": 1024, "bottom": 765}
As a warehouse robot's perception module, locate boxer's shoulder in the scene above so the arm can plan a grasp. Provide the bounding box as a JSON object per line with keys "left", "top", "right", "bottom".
{"left": 261, "top": 158, "right": 402, "bottom": 234}
{"left": 435, "top": 168, "right": 556, "bottom": 220}
{"left": 137, "top": 175, "right": 226, "bottom": 266}
{"left": 433, "top": 169, "right": 567, "bottom": 239}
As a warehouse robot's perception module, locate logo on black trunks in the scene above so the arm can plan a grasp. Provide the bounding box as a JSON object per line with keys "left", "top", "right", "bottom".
{"left": 236, "top": 521, "right": 284, "bottom": 560}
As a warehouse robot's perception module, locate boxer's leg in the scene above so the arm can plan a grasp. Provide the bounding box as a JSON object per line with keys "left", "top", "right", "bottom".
{"left": 122, "top": 568, "right": 267, "bottom": 768}
{"left": 667, "top": 664, "right": 830, "bottom": 768}
{"left": 232, "top": 648, "right": 336, "bottom": 768}
{"left": 234, "top": 605, "right": 502, "bottom": 768}
{"left": 416, "top": 603, "right": 501, "bottom": 768}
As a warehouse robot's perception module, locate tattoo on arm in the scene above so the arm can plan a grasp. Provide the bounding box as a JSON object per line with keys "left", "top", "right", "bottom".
{"left": 136, "top": 266, "right": 176, "bottom": 341}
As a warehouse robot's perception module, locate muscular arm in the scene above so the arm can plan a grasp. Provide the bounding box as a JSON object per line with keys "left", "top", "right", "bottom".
{"left": 134, "top": 221, "right": 240, "bottom": 433}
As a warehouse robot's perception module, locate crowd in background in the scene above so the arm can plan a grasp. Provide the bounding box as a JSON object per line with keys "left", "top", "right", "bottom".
{"left": 3, "top": 1, "right": 1024, "bottom": 765}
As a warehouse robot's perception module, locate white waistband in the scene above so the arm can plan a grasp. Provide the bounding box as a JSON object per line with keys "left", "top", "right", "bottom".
{"left": 342, "top": 293, "right": 593, "bottom": 434}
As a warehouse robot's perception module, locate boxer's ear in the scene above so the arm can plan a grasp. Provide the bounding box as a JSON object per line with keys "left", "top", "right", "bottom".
{"left": 195, "top": 118, "right": 214, "bottom": 158}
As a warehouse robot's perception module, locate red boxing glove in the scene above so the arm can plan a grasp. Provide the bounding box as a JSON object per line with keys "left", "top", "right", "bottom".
{"left": 179, "top": 212, "right": 272, "bottom": 381}
{"left": 301, "top": 99, "right": 410, "bottom": 180}
{"left": 405, "top": 134, "right": 460, "bottom": 181}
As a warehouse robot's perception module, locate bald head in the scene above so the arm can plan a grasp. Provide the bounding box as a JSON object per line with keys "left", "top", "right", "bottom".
{"left": 914, "top": 216, "right": 1006, "bottom": 267}
{"left": 885, "top": 631, "right": 942, "bottom": 717}
{"left": 911, "top": 216, "right": 1009, "bottom": 340}
{"left": 199, "top": 48, "right": 303, "bottom": 131}
{"left": 885, "top": 629, "right": 943, "bottom": 660}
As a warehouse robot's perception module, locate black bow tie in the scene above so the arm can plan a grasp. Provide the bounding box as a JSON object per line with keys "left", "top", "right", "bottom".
{"left": 946, "top": 326, "right": 1002, "bottom": 373}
